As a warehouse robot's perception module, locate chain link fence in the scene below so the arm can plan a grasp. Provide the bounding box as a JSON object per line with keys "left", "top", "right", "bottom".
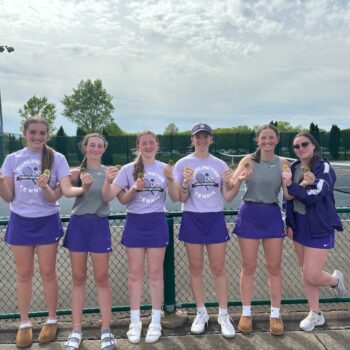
{"left": 1, "top": 130, "right": 350, "bottom": 165}
{"left": 1, "top": 209, "right": 349, "bottom": 322}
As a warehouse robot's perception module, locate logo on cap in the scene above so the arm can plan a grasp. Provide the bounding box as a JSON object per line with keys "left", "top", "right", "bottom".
{"left": 191, "top": 123, "right": 212, "bottom": 136}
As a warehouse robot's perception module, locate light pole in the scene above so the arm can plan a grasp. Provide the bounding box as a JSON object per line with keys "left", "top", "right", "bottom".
{"left": 0, "top": 45, "right": 15, "bottom": 53}
{"left": 0, "top": 45, "right": 15, "bottom": 162}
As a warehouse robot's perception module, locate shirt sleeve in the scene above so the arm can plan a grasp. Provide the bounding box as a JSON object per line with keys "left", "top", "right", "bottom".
{"left": 220, "top": 160, "right": 229, "bottom": 187}
{"left": 1, "top": 154, "right": 15, "bottom": 177}
{"left": 54, "top": 153, "right": 71, "bottom": 180}
{"left": 287, "top": 162, "right": 336, "bottom": 207}
{"left": 174, "top": 160, "right": 184, "bottom": 184}
{"left": 114, "top": 165, "right": 130, "bottom": 190}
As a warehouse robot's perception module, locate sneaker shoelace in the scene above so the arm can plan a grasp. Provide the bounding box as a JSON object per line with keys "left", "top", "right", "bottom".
{"left": 194, "top": 314, "right": 207, "bottom": 325}
{"left": 308, "top": 312, "right": 320, "bottom": 324}
{"left": 220, "top": 315, "right": 233, "bottom": 330}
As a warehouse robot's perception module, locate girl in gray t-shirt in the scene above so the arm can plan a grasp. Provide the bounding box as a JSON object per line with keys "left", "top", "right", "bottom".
{"left": 62, "top": 133, "right": 117, "bottom": 350}
{"left": 232, "top": 124, "right": 290, "bottom": 336}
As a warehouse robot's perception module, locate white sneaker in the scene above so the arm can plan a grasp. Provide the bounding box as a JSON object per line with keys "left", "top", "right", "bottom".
{"left": 218, "top": 314, "right": 235, "bottom": 338}
{"left": 126, "top": 321, "right": 142, "bottom": 344}
{"left": 191, "top": 313, "right": 209, "bottom": 334}
{"left": 145, "top": 322, "right": 162, "bottom": 343}
{"left": 332, "top": 270, "right": 346, "bottom": 297}
{"left": 299, "top": 311, "right": 325, "bottom": 332}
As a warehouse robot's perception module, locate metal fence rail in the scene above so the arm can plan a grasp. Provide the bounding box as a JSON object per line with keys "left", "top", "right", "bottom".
{"left": 0, "top": 209, "right": 349, "bottom": 320}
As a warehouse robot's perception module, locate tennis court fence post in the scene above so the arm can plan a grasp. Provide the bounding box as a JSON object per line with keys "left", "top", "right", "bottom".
{"left": 163, "top": 216, "right": 176, "bottom": 313}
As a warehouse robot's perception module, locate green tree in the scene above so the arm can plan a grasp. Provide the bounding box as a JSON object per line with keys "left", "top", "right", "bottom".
{"left": 214, "top": 125, "right": 252, "bottom": 133}
{"left": 62, "top": 79, "right": 115, "bottom": 134}
{"left": 309, "top": 122, "right": 320, "bottom": 143}
{"left": 55, "top": 126, "right": 68, "bottom": 158}
{"left": 103, "top": 121, "right": 124, "bottom": 136}
{"left": 163, "top": 123, "right": 179, "bottom": 135}
{"left": 102, "top": 130, "right": 114, "bottom": 165}
{"left": 329, "top": 124, "right": 341, "bottom": 160}
{"left": 273, "top": 121, "right": 303, "bottom": 132}
{"left": 18, "top": 96, "right": 56, "bottom": 134}
{"left": 75, "top": 127, "right": 86, "bottom": 164}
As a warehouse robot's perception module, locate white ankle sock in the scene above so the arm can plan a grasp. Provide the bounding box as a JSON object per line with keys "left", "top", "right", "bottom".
{"left": 218, "top": 307, "right": 228, "bottom": 316}
{"left": 19, "top": 322, "right": 31, "bottom": 329}
{"left": 270, "top": 306, "right": 280, "bottom": 319}
{"left": 242, "top": 305, "right": 252, "bottom": 317}
{"left": 197, "top": 306, "right": 207, "bottom": 315}
{"left": 46, "top": 318, "right": 57, "bottom": 325}
{"left": 151, "top": 309, "right": 161, "bottom": 324}
{"left": 130, "top": 309, "right": 140, "bottom": 323}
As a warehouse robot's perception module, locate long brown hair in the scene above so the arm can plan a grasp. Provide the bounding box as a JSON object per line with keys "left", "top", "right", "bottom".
{"left": 293, "top": 132, "right": 320, "bottom": 178}
{"left": 23, "top": 116, "right": 54, "bottom": 173}
{"left": 251, "top": 124, "right": 279, "bottom": 163}
{"left": 132, "top": 131, "right": 159, "bottom": 180}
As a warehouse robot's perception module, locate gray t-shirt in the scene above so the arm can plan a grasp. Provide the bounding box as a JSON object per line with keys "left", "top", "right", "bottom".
{"left": 71, "top": 166, "right": 110, "bottom": 217}
{"left": 292, "top": 163, "right": 306, "bottom": 214}
{"left": 242, "top": 156, "right": 282, "bottom": 204}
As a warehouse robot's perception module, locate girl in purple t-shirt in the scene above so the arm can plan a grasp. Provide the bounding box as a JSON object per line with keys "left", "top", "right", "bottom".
{"left": 0, "top": 116, "right": 90, "bottom": 348}
{"left": 102, "top": 131, "right": 178, "bottom": 344}
{"left": 173, "top": 123, "right": 244, "bottom": 339}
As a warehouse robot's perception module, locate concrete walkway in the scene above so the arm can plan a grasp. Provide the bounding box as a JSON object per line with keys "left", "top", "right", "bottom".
{"left": 1, "top": 310, "right": 349, "bottom": 349}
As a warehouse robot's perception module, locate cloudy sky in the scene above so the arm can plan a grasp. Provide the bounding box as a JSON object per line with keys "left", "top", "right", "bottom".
{"left": 0, "top": 0, "right": 349, "bottom": 135}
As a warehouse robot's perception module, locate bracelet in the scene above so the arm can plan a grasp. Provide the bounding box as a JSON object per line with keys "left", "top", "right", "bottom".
{"left": 181, "top": 185, "right": 189, "bottom": 193}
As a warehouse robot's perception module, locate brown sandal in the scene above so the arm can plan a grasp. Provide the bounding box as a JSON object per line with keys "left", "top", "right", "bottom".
{"left": 38, "top": 323, "right": 58, "bottom": 343}
{"left": 16, "top": 326, "right": 33, "bottom": 348}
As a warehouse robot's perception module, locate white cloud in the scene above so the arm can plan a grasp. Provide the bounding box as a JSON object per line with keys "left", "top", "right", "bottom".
{"left": 1, "top": 0, "right": 350, "bottom": 135}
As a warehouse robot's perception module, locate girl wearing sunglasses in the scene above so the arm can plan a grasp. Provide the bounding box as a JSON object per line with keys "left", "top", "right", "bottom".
{"left": 282, "top": 132, "right": 345, "bottom": 332}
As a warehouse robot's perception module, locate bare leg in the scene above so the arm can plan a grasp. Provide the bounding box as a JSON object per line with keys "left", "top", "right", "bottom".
{"left": 12, "top": 246, "right": 35, "bottom": 324}
{"left": 91, "top": 253, "right": 112, "bottom": 329}
{"left": 302, "top": 247, "right": 336, "bottom": 312}
{"left": 146, "top": 248, "right": 166, "bottom": 310}
{"left": 237, "top": 238, "right": 259, "bottom": 306}
{"left": 262, "top": 238, "right": 283, "bottom": 308}
{"left": 185, "top": 243, "right": 205, "bottom": 306}
{"left": 127, "top": 248, "right": 146, "bottom": 309}
{"left": 69, "top": 252, "right": 88, "bottom": 329}
{"left": 206, "top": 243, "right": 228, "bottom": 308}
{"left": 36, "top": 243, "right": 59, "bottom": 320}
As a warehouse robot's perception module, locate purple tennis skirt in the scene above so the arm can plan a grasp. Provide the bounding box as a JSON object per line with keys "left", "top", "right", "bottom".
{"left": 5, "top": 211, "right": 64, "bottom": 246}
{"left": 63, "top": 214, "right": 112, "bottom": 253}
{"left": 121, "top": 212, "right": 169, "bottom": 248}
{"left": 293, "top": 212, "right": 335, "bottom": 249}
{"left": 179, "top": 211, "right": 230, "bottom": 244}
{"left": 233, "top": 202, "right": 285, "bottom": 239}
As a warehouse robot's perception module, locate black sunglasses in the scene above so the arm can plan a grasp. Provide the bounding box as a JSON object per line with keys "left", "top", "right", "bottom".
{"left": 293, "top": 141, "right": 310, "bottom": 150}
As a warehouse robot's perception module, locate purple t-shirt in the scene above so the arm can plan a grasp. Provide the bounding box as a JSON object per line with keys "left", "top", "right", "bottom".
{"left": 174, "top": 153, "right": 228, "bottom": 213}
{"left": 114, "top": 160, "right": 168, "bottom": 214}
{"left": 1, "top": 147, "right": 71, "bottom": 217}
